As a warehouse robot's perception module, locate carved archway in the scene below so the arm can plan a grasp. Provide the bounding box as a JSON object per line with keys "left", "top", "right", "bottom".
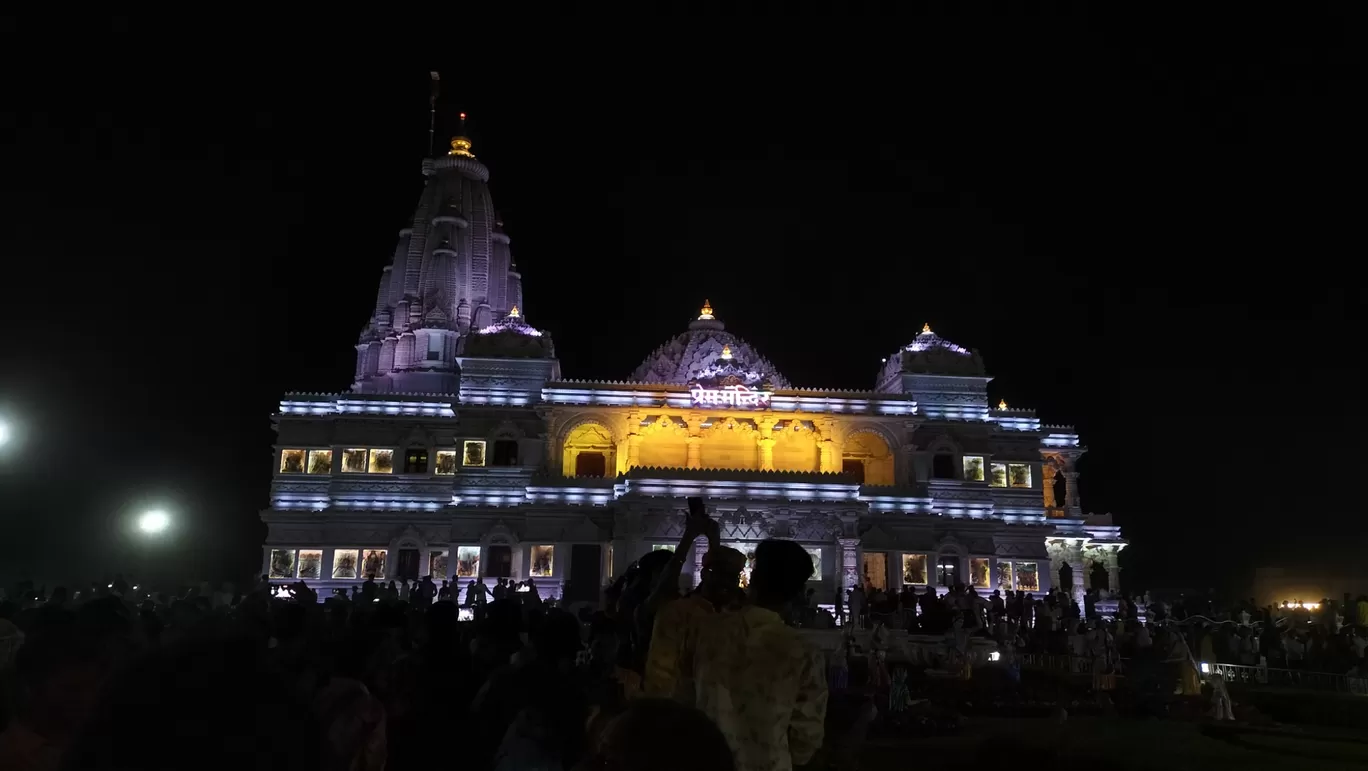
{"left": 561, "top": 418, "right": 619, "bottom": 478}
{"left": 842, "top": 428, "right": 896, "bottom": 486}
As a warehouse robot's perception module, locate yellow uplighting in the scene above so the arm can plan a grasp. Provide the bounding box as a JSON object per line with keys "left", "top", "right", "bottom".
{"left": 720, "top": 344, "right": 733, "bottom": 360}
{"left": 448, "top": 136, "right": 475, "bottom": 157}
{"left": 509, "top": 304, "right": 521, "bottom": 318}
{"left": 998, "top": 399, "right": 1008, "bottom": 411}
{"left": 922, "top": 322, "right": 932, "bottom": 334}
{"left": 699, "top": 300, "right": 715, "bottom": 320}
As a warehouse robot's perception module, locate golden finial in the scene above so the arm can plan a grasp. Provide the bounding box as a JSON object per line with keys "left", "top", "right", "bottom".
{"left": 720, "top": 344, "right": 733, "bottom": 360}
{"left": 448, "top": 114, "right": 475, "bottom": 157}
{"left": 998, "top": 399, "right": 1008, "bottom": 411}
{"left": 508, "top": 304, "right": 520, "bottom": 318}
{"left": 922, "top": 322, "right": 932, "bottom": 334}
{"left": 699, "top": 300, "right": 715, "bottom": 320}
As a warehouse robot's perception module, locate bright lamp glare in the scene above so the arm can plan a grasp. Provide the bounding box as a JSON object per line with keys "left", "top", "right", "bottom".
{"left": 139, "top": 510, "right": 170, "bottom": 534}
{"left": 0, "top": 420, "right": 10, "bottom": 446}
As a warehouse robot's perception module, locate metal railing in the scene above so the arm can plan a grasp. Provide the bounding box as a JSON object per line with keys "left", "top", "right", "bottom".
{"left": 1205, "top": 662, "right": 1368, "bottom": 696}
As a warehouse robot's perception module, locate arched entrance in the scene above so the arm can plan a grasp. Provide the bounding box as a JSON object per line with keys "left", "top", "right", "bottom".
{"left": 1058, "top": 562, "right": 1073, "bottom": 595}
{"left": 563, "top": 421, "right": 617, "bottom": 477}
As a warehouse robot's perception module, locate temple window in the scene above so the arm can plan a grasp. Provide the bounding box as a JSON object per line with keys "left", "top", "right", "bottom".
{"left": 342, "top": 449, "right": 369, "bottom": 473}
{"left": 902, "top": 553, "right": 928, "bottom": 585}
{"left": 970, "top": 557, "right": 991, "bottom": 589}
{"left": 360, "top": 549, "right": 387, "bottom": 579}
{"left": 332, "top": 550, "right": 360, "bottom": 579}
{"left": 932, "top": 453, "right": 955, "bottom": 479}
{"left": 487, "top": 545, "right": 513, "bottom": 578}
{"left": 843, "top": 432, "right": 894, "bottom": 485}
{"left": 491, "top": 439, "right": 519, "bottom": 466}
{"left": 1008, "top": 463, "right": 1032, "bottom": 488}
{"left": 368, "top": 449, "right": 394, "bottom": 474}
{"left": 426, "top": 333, "right": 442, "bottom": 361}
{"left": 574, "top": 452, "right": 607, "bottom": 477}
{"left": 989, "top": 462, "right": 1007, "bottom": 487}
{"left": 297, "top": 550, "right": 322, "bottom": 579}
{"left": 455, "top": 546, "right": 480, "bottom": 577}
{"left": 307, "top": 450, "right": 333, "bottom": 475}
{"left": 269, "top": 549, "right": 296, "bottom": 579}
{"left": 403, "top": 448, "right": 429, "bottom": 474}
{"left": 279, "top": 449, "right": 306, "bottom": 474}
{"left": 996, "top": 560, "right": 1040, "bottom": 592}
{"left": 962, "top": 456, "right": 985, "bottom": 482}
{"left": 862, "top": 552, "right": 887, "bottom": 590}
{"left": 428, "top": 549, "right": 448, "bottom": 578}
{"left": 936, "top": 555, "right": 961, "bottom": 587}
{"left": 462, "top": 440, "right": 486, "bottom": 467}
{"left": 435, "top": 450, "right": 458, "bottom": 475}
{"left": 841, "top": 459, "right": 866, "bottom": 483}
{"left": 806, "top": 548, "right": 822, "bottom": 581}
{"left": 530, "top": 545, "right": 555, "bottom": 577}
{"left": 563, "top": 422, "right": 617, "bottom": 477}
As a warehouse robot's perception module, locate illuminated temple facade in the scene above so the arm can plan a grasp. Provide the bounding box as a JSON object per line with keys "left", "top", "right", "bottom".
{"left": 261, "top": 130, "right": 1127, "bottom": 607}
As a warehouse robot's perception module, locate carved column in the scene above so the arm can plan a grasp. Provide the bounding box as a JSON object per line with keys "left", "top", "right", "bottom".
{"left": 757, "top": 437, "right": 775, "bottom": 471}
{"left": 1106, "top": 549, "right": 1121, "bottom": 598}
{"left": 1067, "top": 544, "right": 1086, "bottom": 607}
{"left": 684, "top": 413, "right": 704, "bottom": 469}
{"left": 1041, "top": 462, "right": 1058, "bottom": 509}
{"left": 819, "top": 439, "right": 834, "bottom": 472}
{"left": 626, "top": 434, "right": 641, "bottom": 470}
{"left": 1063, "top": 471, "right": 1080, "bottom": 513}
{"left": 692, "top": 535, "right": 709, "bottom": 588}
{"left": 838, "top": 537, "right": 860, "bottom": 591}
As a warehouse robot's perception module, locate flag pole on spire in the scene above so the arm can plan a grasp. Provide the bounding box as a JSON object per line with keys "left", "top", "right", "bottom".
{"left": 428, "top": 71, "right": 441, "bottom": 155}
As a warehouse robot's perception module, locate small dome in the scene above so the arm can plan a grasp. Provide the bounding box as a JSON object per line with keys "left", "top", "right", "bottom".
{"left": 631, "top": 302, "right": 791, "bottom": 388}
{"left": 458, "top": 308, "right": 554, "bottom": 359}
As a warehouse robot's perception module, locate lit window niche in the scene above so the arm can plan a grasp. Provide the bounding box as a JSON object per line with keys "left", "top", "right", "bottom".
{"left": 435, "top": 450, "right": 458, "bottom": 475}
{"left": 530, "top": 545, "right": 555, "bottom": 577}
{"left": 368, "top": 449, "right": 394, "bottom": 474}
{"left": 652, "top": 544, "right": 675, "bottom": 552}
{"left": 297, "top": 550, "right": 322, "bottom": 579}
{"left": 902, "top": 553, "right": 928, "bottom": 585}
{"left": 724, "top": 543, "right": 758, "bottom": 587}
{"left": 962, "top": 456, "right": 985, "bottom": 482}
{"left": 862, "top": 552, "right": 887, "bottom": 590}
{"left": 279, "top": 449, "right": 306, "bottom": 474}
{"left": 428, "top": 550, "right": 448, "bottom": 578}
{"left": 996, "top": 560, "right": 1039, "bottom": 592}
{"left": 989, "top": 462, "right": 1007, "bottom": 487}
{"left": 342, "top": 449, "right": 369, "bottom": 473}
{"left": 307, "top": 450, "right": 333, "bottom": 475}
{"left": 996, "top": 561, "right": 1014, "bottom": 591}
{"left": 806, "top": 548, "right": 822, "bottom": 581}
{"left": 361, "top": 549, "right": 387, "bottom": 580}
{"left": 463, "top": 440, "right": 487, "bottom": 467}
{"left": 269, "top": 549, "right": 296, "bottom": 579}
{"left": 455, "top": 546, "right": 480, "bottom": 578}
{"left": 970, "top": 557, "right": 991, "bottom": 589}
{"left": 332, "top": 550, "right": 360, "bottom": 579}
{"left": 1008, "top": 463, "right": 1031, "bottom": 488}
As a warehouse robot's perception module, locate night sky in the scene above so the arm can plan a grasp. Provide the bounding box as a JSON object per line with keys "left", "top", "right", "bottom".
{"left": 2, "top": 22, "right": 1361, "bottom": 593}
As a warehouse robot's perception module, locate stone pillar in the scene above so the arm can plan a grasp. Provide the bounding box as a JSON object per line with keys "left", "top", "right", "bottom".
{"left": 838, "top": 537, "right": 860, "bottom": 590}
{"left": 1063, "top": 471, "right": 1080, "bottom": 513}
{"left": 686, "top": 437, "right": 702, "bottom": 469}
{"left": 1067, "top": 546, "right": 1086, "bottom": 607}
{"left": 757, "top": 437, "right": 775, "bottom": 471}
{"left": 626, "top": 434, "right": 641, "bottom": 470}
{"left": 819, "top": 439, "right": 834, "bottom": 473}
{"left": 320, "top": 548, "right": 336, "bottom": 581}
{"left": 1107, "top": 550, "right": 1121, "bottom": 597}
{"left": 1041, "top": 462, "right": 1058, "bottom": 509}
{"left": 692, "top": 535, "right": 709, "bottom": 588}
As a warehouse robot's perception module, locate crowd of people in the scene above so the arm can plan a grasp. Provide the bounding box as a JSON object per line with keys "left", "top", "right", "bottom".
{"left": 3, "top": 508, "right": 1367, "bottom": 770}
{"left": 0, "top": 499, "right": 831, "bottom": 771}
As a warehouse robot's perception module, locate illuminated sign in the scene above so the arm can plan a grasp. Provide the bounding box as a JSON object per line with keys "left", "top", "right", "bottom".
{"left": 689, "top": 383, "right": 773, "bottom": 408}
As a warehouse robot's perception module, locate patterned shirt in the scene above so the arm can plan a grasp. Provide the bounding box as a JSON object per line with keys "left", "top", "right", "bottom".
{"left": 691, "top": 606, "right": 827, "bottom": 771}
{"left": 643, "top": 594, "right": 715, "bottom": 703}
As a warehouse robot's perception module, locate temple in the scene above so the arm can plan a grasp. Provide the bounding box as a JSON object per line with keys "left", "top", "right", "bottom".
{"left": 262, "top": 123, "right": 1127, "bottom": 608}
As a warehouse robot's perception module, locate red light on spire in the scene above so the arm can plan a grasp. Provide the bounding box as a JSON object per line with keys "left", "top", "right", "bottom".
{"left": 459, "top": 112, "right": 467, "bottom": 120}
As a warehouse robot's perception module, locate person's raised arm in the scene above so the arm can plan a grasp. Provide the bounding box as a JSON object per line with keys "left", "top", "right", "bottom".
{"left": 645, "top": 497, "right": 708, "bottom": 612}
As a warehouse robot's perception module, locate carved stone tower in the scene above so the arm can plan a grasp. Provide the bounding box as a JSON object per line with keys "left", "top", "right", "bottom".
{"left": 353, "top": 115, "right": 524, "bottom": 394}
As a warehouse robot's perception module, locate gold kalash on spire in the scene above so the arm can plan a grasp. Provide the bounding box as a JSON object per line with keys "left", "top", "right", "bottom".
{"left": 448, "top": 112, "right": 475, "bottom": 158}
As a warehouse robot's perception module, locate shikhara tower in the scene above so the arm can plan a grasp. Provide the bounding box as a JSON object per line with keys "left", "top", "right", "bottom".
{"left": 264, "top": 109, "right": 1127, "bottom": 611}
{"left": 353, "top": 117, "right": 523, "bottom": 394}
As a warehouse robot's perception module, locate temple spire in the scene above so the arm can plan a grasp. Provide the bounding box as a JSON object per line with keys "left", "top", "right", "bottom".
{"left": 428, "top": 71, "right": 441, "bottom": 155}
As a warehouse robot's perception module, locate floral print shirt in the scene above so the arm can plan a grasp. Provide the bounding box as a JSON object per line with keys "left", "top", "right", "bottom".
{"left": 691, "top": 606, "right": 827, "bottom": 771}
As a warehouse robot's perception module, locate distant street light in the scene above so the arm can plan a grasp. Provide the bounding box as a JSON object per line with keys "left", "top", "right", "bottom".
{"left": 0, "top": 418, "right": 11, "bottom": 447}
{"left": 138, "top": 509, "right": 170, "bottom": 534}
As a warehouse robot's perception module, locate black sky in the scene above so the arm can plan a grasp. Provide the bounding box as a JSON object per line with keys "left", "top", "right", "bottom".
{"left": 1, "top": 18, "right": 1362, "bottom": 592}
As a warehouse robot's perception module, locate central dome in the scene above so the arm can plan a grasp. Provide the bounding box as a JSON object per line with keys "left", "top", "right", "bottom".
{"left": 630, "top": 301, "right": 791, "bottom": 388}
